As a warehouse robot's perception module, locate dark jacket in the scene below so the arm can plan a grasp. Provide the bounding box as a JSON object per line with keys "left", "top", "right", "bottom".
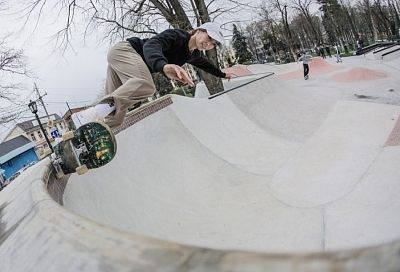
{"left": 127, "top": 29, "right": 226, "bottom": 78}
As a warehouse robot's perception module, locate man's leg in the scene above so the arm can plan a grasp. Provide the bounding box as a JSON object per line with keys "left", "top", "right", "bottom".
{"left": 99, "top": 41, "right": 156, "bottom": 128}
{"left": 95, "top": 64, "right": 123, "bottom": 116}
{"left": 72, "top": 41, "right": 155, "bottom": 129}
{"left": 304, "top": 64, "right": 309, "bottom": 79}
{"left": 105, "top": 63, "right": 123, "bottom": 95}
{"left": 71, "top": 45, "right": 124, "bottom": 127}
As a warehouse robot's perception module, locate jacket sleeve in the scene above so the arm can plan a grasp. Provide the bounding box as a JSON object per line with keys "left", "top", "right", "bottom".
{"left": 143, "top": 30, "right": 181, "bottom": 73}
{"left": 188, "top": 52, "right": 226, "bottom": 78}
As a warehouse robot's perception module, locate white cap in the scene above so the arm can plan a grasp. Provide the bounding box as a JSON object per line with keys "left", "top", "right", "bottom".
{"left": 196, "top": 22, "right": 225, "bottom": 49}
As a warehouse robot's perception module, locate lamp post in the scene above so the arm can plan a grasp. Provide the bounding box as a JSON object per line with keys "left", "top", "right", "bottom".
{"left": 28, "top": 100, "right": 54, "bottom": 154}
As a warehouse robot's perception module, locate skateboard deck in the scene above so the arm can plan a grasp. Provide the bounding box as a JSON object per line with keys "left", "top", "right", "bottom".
{"left": 51, "top": 122, "right": 116, "bottom": 177}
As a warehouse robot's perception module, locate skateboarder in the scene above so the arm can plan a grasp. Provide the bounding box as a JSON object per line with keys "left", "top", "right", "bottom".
{"left": 297, "top": 51, "right": 312, "bottom": 80}
{"left": 72, "top": 22, "right": 234, "bottom": 129}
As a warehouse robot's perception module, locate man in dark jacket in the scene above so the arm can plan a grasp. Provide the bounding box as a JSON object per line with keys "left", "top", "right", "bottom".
{"left": 72, "top": 22, "right": 233, "bottom": 128}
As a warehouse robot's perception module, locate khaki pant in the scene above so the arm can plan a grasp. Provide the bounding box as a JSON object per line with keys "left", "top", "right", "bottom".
{"left": 99, "top": 41, "right": 156, "bottom": 128}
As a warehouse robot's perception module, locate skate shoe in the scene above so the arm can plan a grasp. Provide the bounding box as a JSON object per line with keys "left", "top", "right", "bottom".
{"left": 71, "top": 107, "right": 104, "bottom": 128}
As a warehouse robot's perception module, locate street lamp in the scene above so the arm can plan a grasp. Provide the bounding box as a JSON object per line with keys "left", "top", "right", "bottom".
{"left": 28, "top": 100, "right": 54, "bottom": 154}
{"left": 28, "top": 100, "right": 38, "bottom": 114}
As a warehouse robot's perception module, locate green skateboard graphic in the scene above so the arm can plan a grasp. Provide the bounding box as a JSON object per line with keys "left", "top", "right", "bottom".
{"left": 51, "top": 122, "right": 116, "bottom": 177}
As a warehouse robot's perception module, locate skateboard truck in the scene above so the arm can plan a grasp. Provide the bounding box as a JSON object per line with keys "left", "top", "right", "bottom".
{"left": 51, "top": 131, "right": 89, "bottom": 178}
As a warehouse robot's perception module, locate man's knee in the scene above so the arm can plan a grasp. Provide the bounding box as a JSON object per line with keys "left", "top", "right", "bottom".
{"left": 124, "top": 77, "right": 156, "bottom": 98}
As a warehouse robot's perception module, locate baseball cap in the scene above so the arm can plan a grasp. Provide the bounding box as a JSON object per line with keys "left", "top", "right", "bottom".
{"left": 196, "top": 22, "right": 225, "bottom": 49}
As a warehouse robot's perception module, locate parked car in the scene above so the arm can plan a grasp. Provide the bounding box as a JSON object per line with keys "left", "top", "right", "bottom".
{"left": 27, "top": 161, "right": 37, "bottom": 168}
{"left": 5, "top": 171, "right": 21, "bottom": 185}
{"left": 0, "top": 162, "right": 38, "bottom": 191}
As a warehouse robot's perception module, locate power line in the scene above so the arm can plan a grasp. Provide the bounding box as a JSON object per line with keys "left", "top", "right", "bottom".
{"left": 38, "top": 88, "right": 101, "bottom": 91}
{"left": 44, "top": 100, "right": 93, "bottom": 104}
{"left": 0, "top": 107, "right": 28, "bottom": 117}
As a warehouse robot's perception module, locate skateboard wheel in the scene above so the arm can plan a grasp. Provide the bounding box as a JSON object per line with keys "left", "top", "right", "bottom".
{"left": 43, "top": 148, "right": 53, "bottom": 156}
{"left": 55, "top": 172, "right": 65, "bottom": 179}
{"left": 76, "top": 165, "right": 88, "bottom": 175}
{"left": 62, "top": 131, "right": 74, "bottom": 141}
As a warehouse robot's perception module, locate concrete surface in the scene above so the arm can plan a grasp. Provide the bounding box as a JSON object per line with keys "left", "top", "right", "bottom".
{"left": 1, "top": 54, "right": 400, "bottom": 271}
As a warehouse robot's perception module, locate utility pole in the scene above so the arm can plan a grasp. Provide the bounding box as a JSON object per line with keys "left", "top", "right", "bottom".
{"left": 66, "top": 102, "right": 73, "bottom": 115}
{"left": 66, "top": 102, "right": 76, "bottom": 130}
{"left": 34, "top": 83, "right": 53, "bottom": 127}
{"left": 34, "top": 83, "right": 50, "bottom": 118}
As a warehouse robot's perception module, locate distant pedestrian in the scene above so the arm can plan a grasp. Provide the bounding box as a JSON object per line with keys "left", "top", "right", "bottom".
{"left": 334, "top": 44, "right": 342, "bottom": 63}
{"left": 325, "top": 45, "right": 332, "bottom": 58}
{"left": 297, "top": 51, "right": 312, "bottom": 80}
{"left": 315, "top": 46, "right": 320, "bottom": 56}
{"left": 319, "top": 47, "right": 326, "bottom": 59}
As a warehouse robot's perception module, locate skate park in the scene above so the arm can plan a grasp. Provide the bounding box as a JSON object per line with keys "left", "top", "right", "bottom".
{"left": 1, "top": 50, "right": 400, "bottom": 271}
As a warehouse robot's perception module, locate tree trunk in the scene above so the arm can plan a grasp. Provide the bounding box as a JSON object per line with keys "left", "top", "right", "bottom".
{"left": 192, "top": 0, "right": 224, "bottom": 94}
{"left": 283, "top": 5, "right": 297, "bottom": 61}
{"left": 200, "top": 50, "right": 224, "bottom": 95}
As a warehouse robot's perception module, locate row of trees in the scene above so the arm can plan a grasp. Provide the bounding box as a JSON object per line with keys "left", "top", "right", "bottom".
{"left": 239, "top": 0, "right": 400, "bottom": 63}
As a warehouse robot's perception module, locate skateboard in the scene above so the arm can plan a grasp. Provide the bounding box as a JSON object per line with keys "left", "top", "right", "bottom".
{"left": 50, "top": 122, "right": 117, "bottom": 178}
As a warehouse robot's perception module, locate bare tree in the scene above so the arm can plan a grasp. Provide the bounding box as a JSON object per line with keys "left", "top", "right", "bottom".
{"left": 291, "top": 0, "right": 323, "bottom": 44}
{"left": 338, "top": 0, "right": 360, "bottom": 41}
{"left": 357, "top": 0, "right": 379, "bottom": 40}
{"left": 16, "top": 0, "right": 254, "bottom": 95}
{"left": 264, "top": 0, "right": 298, "bottom": 61}
{"left": 258, "top": 6, "right": 280, "bottom": 62}
{"left": 0, "top": 38, "right": 31, "bottom": 124}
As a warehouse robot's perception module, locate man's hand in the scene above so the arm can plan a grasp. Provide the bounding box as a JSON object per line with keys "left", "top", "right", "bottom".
{"left": 163, "top": 64, "right": 194, "bottom": 87}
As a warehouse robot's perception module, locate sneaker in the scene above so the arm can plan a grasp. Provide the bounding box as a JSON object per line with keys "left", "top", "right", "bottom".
{"left": 71, "top": 107, "right": 104, "bottom": 128}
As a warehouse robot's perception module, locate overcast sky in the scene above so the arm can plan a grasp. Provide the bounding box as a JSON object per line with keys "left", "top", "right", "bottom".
{"left": 0, "top": 2, "right": 111, "bottom": 139}
{"left": 0, "top": 0, "right": 261, "bottom": 140}
{"left": 1, "top": 8, "right": 109, "bottom": 108}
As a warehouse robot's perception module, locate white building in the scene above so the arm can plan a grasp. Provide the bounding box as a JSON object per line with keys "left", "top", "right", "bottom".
{"left": 3, "top": 114, "right": 69, "bottom": 159}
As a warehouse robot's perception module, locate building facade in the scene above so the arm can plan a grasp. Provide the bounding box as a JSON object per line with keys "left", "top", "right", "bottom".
{"left": 0, "top": 136, "right": 38, "bottom": 179}
{"left": 4, "top": 114, "right": 69, "bottom": 159}
{"left": 62, "top": 106, "right": 87, "bottom": 130}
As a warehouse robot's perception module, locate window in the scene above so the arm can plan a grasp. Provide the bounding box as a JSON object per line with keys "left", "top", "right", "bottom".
{"left": 31, "top": 133, "right": 36, "bottom": 141}
{"left": 38, "top": 131, "right": 43, "bottom": 139}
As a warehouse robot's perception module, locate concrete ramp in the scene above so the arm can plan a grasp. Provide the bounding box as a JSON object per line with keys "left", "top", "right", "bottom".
{"left": 172, "top": 95, "right": 299, "bottom": 175}
{"left": 224, "top": 74, "right": 340, "bottom": 141}
{"left": 63, "top": 73, "right": 400, "bottom": 254}
{"left": 271, "top": 101, "right": 400, "bottom": 208}
{"left": 2, "top": 57, "right": 400, "bottom": 271}
{"left": 64, "top": 96, "right": 323, "bottom": 253}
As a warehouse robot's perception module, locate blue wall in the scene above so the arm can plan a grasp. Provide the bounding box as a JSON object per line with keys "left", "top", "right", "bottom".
{"left": 0, "top": 149, "right": 38, "bottom": 179}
